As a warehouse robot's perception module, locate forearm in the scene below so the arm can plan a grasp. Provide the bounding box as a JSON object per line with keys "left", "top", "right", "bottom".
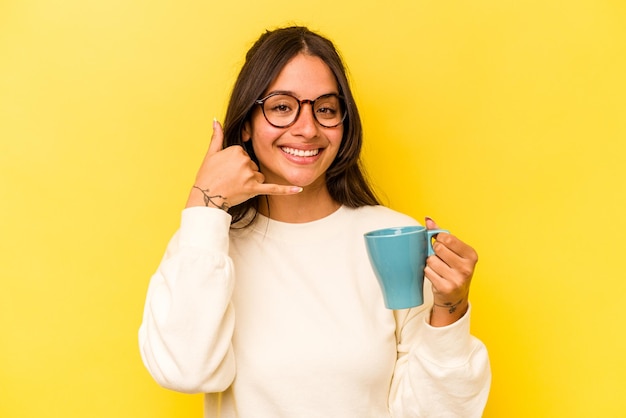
{"left": 390, "top": 305, "right": 491, "bottom": 417}
{"left": 138, "top": 207, "right": 236, "bottom": 393}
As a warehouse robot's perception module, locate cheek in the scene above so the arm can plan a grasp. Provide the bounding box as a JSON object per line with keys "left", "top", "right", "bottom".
{"left": 248, "top": 120, "right": 285, "bottom": 156}
{"left": 330, "top": 128, "right": 344, "bottom": 150}
{"left": 335, "top": 128, "right": 344, "bottom": 144}
{"left": 251, "top": 125, "right": 282, "bottom": 147}
{"left": 328, "top": 129, "right": 346, "bottom": 163}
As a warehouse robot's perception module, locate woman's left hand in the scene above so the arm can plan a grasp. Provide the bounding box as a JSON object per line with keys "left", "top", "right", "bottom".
{"left": 424, "top": 217, "right": 478, "bottom": 327}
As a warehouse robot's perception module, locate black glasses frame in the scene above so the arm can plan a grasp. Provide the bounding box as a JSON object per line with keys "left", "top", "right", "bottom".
{"left": 255, "top": 92, "right": 347, "bottom": 128}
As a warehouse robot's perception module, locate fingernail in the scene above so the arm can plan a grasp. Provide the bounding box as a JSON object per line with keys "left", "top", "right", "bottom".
{"left": 291, "top": 187, "right": 303, "bottom": 193}
{"left": 425, "top": 216, "right": 434, "bottom": 223}
{"left": 213, "top": 117, "right": 218, "bottom": 128}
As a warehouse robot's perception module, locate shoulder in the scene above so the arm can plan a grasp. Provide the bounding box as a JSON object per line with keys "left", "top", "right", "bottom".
{"left": 342, "top": 205, "right": 420, "bottom": 233}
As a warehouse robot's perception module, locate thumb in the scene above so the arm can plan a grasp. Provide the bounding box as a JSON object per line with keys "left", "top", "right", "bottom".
{"left": 425, "top": 216, "right": 440, "bottom": 230}
{"left": 207, "top": 118, "right": 225, "bottom": 155}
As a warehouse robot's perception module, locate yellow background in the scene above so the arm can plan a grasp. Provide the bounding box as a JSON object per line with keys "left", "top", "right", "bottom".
{"left": 1, "top": 0, "right": 625, "bottom": 417}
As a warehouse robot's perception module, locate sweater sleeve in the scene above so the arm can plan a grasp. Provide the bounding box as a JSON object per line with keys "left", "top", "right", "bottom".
{"left": 389, "top": 303, "right": 491, "bottom": 417}
{"left": 138, "top": 206, "right": 236, "bottom": 394}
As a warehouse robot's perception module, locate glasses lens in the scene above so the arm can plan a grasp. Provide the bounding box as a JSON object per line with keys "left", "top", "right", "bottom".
{"left": 262, "top": 94, "right": 299, "bottom": 127}
{"left": 313, "top": 94, "right": 345, "bottom": 127}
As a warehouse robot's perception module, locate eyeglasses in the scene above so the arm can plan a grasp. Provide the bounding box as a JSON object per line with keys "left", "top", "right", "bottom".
{"left": 255, "top": 92, "right": 346, "bottom": 128}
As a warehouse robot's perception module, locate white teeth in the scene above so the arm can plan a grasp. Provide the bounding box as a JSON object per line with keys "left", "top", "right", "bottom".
{"left": 281, "top": 147, "right": 320, "bottom": 157}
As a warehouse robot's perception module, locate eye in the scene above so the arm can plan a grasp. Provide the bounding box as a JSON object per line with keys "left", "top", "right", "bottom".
{"left": 316, "top": 105, "right": 337, "bottom": 115}
{"left": 315, "top": 96, "right": 340, "bottom": 118}
{"left": 265, "top": 95, "right": 297, "bottom": 114}
{"left": 274, "top": 104, "right": 291, "bottom": 112}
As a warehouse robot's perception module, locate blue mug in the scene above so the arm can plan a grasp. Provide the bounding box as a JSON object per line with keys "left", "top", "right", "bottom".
{"left": 364, "top": 225, "right": 449, "bottom": 309}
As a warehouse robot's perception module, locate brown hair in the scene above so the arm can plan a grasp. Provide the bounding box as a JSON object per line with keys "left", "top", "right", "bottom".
{"left": 222, "top": 26, "right": 380, "bottom": 225}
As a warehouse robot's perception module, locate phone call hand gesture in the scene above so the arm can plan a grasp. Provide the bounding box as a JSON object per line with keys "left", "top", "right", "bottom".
{"left": 185, "top": 120, "right": 302, "bottom": 210}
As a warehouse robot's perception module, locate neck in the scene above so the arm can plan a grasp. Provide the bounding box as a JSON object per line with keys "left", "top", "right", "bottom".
{"left": 258, "top": 185, "right": 340, "bottom": 223}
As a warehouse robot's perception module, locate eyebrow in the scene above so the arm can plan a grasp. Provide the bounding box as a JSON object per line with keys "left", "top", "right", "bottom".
{"left": 262, "top": 90, "right": 340, "bottom": 99}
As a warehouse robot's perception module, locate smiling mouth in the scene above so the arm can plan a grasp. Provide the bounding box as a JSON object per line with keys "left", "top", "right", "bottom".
{"left": 280, "top": 147, "right": 320, "bottom": 157}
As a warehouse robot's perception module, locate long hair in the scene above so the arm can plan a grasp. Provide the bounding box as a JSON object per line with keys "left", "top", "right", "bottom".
{"left": 222, "top": 26, "right": 380, "bottom": 225}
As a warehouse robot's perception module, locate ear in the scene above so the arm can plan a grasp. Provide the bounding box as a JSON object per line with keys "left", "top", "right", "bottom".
{"left": 242, "top": 120, "right": 252, "bottom": 143}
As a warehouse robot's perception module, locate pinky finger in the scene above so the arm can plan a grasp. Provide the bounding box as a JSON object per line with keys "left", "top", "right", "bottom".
{"left": 424, "top": 265, "right": 444, "bottom": 294}
{"left": 254, "top": 183, "right": 304, "bottom": 196}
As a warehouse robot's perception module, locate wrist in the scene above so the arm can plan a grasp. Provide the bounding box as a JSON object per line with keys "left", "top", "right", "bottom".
{"left": 187, "top": 185, "right": 229, "bottom": 211}
{"left": 430, "top": 298, "right": 469, "bottom": 327}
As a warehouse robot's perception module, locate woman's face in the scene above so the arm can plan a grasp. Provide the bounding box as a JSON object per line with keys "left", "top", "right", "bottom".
{"left": 243, "top": 53, "right": 343, "bottom": 190}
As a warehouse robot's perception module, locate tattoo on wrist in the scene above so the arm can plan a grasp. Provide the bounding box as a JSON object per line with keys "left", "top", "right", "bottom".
{"left": 433, "top": 299, "right": 464, "bottom": 314}
{"left": 192, "top": 186, "right": 229, "bottom": 211}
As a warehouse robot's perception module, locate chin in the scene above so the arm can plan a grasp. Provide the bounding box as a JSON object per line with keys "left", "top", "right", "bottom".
{"left": 291, "top": 177, "right": 326, "bottom": 190}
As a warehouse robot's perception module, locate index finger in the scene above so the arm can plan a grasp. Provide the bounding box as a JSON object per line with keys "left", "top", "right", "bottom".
{"left": 207, "top": 118, "right": 225, "bottom": 155}
{"left": 435, "top": 233, "right": 478, "bottom": 262}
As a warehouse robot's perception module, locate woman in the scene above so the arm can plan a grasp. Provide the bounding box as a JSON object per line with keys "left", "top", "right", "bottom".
{"left": 139, "top": 26, "right": 490, "bottom": 417}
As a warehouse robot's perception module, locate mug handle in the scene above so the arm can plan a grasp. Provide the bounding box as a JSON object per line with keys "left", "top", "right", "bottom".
{"left": 427, "top": 229, "right": 450, "bottom": 256}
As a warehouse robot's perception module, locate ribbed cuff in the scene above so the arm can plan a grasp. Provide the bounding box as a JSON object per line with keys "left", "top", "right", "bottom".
{"left": 179, "top": 206, "right": 232, "bottom": 253}
{"left": 415, "top": 304, "right": 474, "bottom": 367}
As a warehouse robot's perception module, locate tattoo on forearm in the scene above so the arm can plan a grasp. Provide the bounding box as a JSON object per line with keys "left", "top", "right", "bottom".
{"left": 433, "top": 299, "right": 464, "bottom": 314}
{"left": 192, "top": 186, "right": 229, "bottom": 211}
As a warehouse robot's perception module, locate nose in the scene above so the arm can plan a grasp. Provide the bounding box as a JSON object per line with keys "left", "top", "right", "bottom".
{"left": 290, "top": 101, "right": 318, "bottom": 138}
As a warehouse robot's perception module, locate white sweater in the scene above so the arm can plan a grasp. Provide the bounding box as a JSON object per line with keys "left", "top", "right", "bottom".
{"left": 139, "top": 205, "right": 491, "bottom": 417}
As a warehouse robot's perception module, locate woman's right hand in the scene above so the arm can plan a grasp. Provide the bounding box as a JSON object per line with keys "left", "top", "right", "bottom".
{"left": 185, "top": 120, "right": 302, "bottom": 210}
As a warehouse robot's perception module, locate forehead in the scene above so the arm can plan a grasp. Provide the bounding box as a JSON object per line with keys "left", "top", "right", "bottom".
{"left": 265, "top": 53, "right": 339, "bottom": 98}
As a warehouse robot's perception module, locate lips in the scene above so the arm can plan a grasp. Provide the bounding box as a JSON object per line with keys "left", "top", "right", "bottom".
{"left": 280, "top": 146, "right": 320, "bottom": 157}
